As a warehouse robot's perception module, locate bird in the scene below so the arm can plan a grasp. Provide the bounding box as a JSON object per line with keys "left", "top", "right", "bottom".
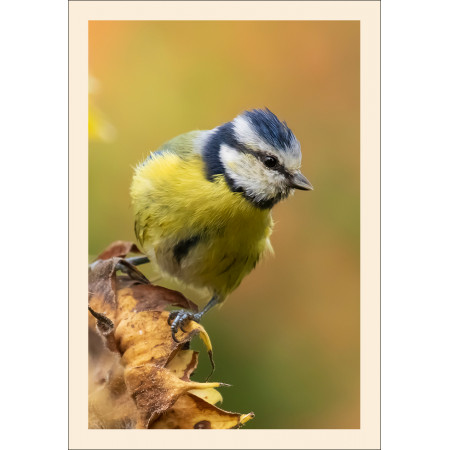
{"left": 130, "top": 108, "right": 313, "bottom": 341}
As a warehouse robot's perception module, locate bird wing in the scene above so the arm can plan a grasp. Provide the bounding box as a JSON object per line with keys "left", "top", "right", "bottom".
{"left": 133, "top": 130, "right": 205, "bottom": 248}
{"left": 143, "top": 130, "right": 204, "bottom": 163}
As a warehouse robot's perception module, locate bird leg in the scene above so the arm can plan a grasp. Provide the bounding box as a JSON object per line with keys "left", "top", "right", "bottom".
{"left": 168, "top": 295, "right": 220, "bottom": 343}
{"left": 120, "top": 255, "right": 219, "bottom": 343}
{"left": 125, "top": 255, "right": 150, "bottom": 266}
{"left": 90, "top": 256, "right": 151, "bottom": 284}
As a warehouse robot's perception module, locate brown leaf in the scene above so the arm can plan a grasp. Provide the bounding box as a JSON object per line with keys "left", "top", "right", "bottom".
{"left": 88, "top": 258, "right": 120, "bottom": 309}
{"left": 188, "top": 387, "right": 223, "bottom": 405}
{"left": 96, "top": 240, "right": 142, "bottom": 260}
{"left": 89, "top": 257, "right": 196, "bottom": 320}
{"left": 165, "top": 350, "right": 223, "bottom": 404}
{"left": 124, "top": 364, "right": 223, "bottom": 428}
{"left": 118, "top": 284, "right": 198, "bottom": 314}
{"left": 88, "top": 306, "right": 118, "bottom": 353}
{"left": 89, "top": 356, "right": 138, "bottom": 429}
{"left": 150, "top": 393, "right": 255, "bottom": 429}
{"left": 115, "top": 310, "right": 190, "bottom": 368}
{"left": 166, "top": 349, "right": 199, "bottom": 381}
{"left": 88, "top": 241, "right": 254, "bottom": 429}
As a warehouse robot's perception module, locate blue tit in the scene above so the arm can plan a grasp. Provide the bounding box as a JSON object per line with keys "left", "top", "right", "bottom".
{"left": 130, "top": 108, "right": 313, "bottom": 341}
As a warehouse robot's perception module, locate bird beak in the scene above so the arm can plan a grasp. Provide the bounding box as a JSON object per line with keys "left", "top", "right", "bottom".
{"left": 289, "top": 171, "right": 313, "bottom": 191}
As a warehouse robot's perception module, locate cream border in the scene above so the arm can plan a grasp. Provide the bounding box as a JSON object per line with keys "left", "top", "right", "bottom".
{"left": 69, "top": 1, "right": 380, "bottom": 448}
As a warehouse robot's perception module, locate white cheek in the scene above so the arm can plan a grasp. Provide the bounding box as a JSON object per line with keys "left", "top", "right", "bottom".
{"left": 219, "top": 144, "right": 241, "bottom": 167}
{"left": 219, "top": 144, "right": 287, "bottom": 201}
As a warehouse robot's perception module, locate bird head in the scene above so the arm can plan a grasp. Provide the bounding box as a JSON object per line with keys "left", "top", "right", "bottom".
{"left": 202, "top": 108, "right": 313, "bottom": 209}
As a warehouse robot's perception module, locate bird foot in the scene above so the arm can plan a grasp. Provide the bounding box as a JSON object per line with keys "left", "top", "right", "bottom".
{"left": 167, "top": 309, "right": 202, "bottom": 343}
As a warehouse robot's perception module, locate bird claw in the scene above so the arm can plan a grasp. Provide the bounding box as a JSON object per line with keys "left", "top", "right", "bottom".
{"left": 168, "top": 309, "right": 201, "bottom": 342}
{"left": 115, "top": 260, "right": 150, "bottom": 285}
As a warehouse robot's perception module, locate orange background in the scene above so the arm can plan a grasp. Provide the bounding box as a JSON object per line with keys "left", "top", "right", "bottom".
{"left": 89, "top": 20, "right": 360, "bottom": 429}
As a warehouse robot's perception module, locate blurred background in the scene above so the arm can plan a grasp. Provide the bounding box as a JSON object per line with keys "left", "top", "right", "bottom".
{"left": 89, "top": 21, "right": 360, "bottom": 429}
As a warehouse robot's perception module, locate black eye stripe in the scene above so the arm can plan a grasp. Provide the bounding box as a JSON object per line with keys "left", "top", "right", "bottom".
{"left": 250, "top": 150, "right": 290, "bottom": 177}
{"left": 217, "top": 133, "right": 291, "bottom": 178}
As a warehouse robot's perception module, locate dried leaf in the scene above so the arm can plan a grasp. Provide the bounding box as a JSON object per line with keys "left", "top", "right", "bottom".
{"left": 124, "top": 364, "right": 224, "bottom": 428}
{"left": 166, "top": 350, "right": 223, "bottom": 404}
{"left": 117, "top": 284, "right": 198, "bottom": 314}
{"left": 188, "top": 387, "right": 223, "bottom": 406}
{"left": 165, "top": 349, "right": 199, "bottom": 381}
{"left": 88, "top": 241, "right": 255, "bottom": 429}
{"left": 151, "top": 394, "right": 255, "bottom": 429}
{"left": 96, "top": 240, "right": 142, "bottom": 260}
{"left": 88, "top": 306, "right": 117, "bottom": 353}
{"left": 88, "top": 258, "right": 119, "bottom": 309}
{"left": 89, "top": 358, "right": 138, "bottom": 429}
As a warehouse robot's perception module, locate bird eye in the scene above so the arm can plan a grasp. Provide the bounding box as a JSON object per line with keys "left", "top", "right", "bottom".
{"left": 263, "top": 155, "right": 279, "bottom": 169}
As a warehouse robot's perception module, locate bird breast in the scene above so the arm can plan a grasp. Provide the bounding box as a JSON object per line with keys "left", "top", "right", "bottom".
{"left": 131, "top": 151, "right": 274, "bottom": 296}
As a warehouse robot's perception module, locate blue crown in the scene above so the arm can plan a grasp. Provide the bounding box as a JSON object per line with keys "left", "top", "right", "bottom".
{"left": 243, "top": 108, "right": 295, "bottom": 151}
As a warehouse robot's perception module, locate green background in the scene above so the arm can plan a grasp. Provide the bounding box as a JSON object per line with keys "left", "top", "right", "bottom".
{"left": 89, "top": 20, "right": 360, "bottom": 429}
